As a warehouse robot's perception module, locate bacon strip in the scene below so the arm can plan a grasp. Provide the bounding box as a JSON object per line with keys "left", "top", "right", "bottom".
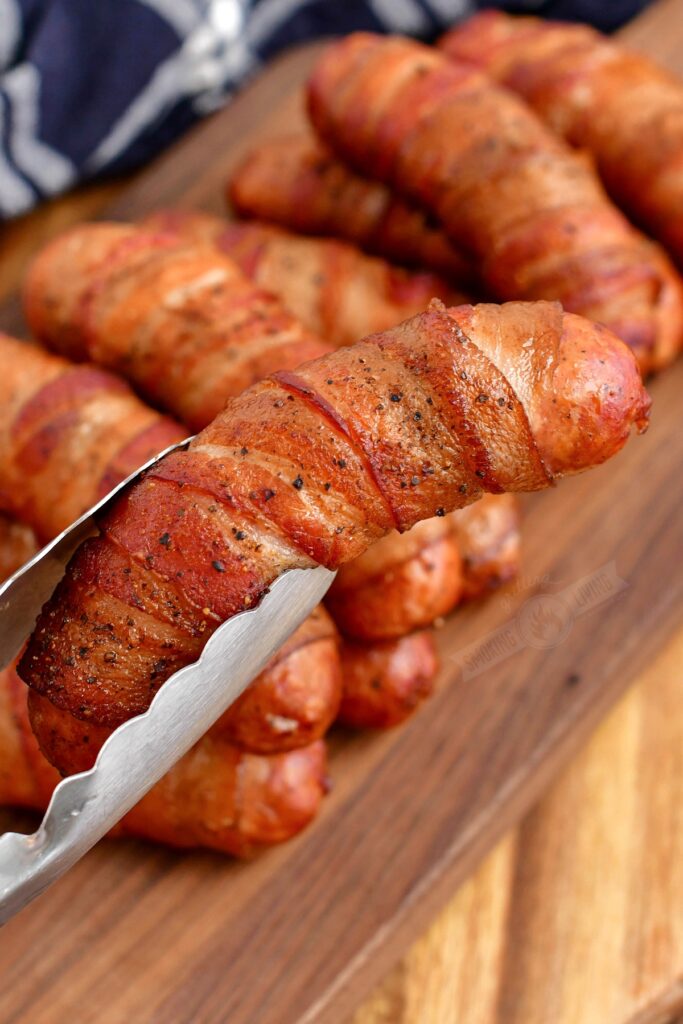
{"left": 307, "top": 33, "right": 683, "bottom": 373}
{"left": 141, "top": 208, "right": 467, "bottom": 348}
{"left": 440, "top": 11, "right": 683, "bottom": 306}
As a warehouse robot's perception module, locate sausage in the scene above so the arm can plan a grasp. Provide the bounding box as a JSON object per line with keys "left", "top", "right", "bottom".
{"left": 326, "top": 516, "right": 462, "bottom": 641}
{"left": 338, "top": 631, "right": 439, "bottom": 728}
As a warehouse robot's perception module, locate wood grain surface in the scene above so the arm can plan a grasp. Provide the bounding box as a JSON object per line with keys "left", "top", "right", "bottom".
{"left": 0, "top": 5, "right": 682, "bottom": 1023}
{"left": 354, "top": 633, "right": 683, "bottom": 1024}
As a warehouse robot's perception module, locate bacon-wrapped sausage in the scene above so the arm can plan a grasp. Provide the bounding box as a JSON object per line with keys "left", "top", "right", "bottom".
{"left": 141, "top": 208, "right": 466, "bottom": 348}
{"left": 1, "top": 665, "right": 328, "bottom": 855}
{"left": 23, "top": 224, "right": 330, "bottom": 432}
{"left": 19, "top": 227, "right": 450, "bottom": 735}
{"left": 0, "top": 332, "right": 183, "bottom": 541}
{"left": 19, "top": 300, "right": 649, "bottom": 775}
{"left": 19, "top": 220, "right": 483, "bottom": 708}
{"left": 0, "top": 333, "right": 340, "bottom": 757}
{"left": 440, "top": 12, "right": 683, "bottom": 278}
{"left": 229, "top": 134, "right": 473, "bottom": 283}
{"left": 307, "top": 34, "right": 683, "bottom": 373}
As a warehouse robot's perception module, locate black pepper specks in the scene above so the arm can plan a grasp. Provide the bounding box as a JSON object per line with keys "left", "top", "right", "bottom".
{"left": 292, "top": 476, "right": 304, "bottom": 490}
{"left": 263, "top": 488, "right": 275, "bottom": 501}
{"left": 413, "top": 411, "right": 422, "bottom": 421}
{"left": 158, "top": 532, "right": 171, "bottom": 547}
{"left": 235, "top": 530, "right": 246, "bottom": 541}
{"left": 212, "top": 560, "right": 226, "bottom": 573}
{"left": 435, "top": 507, "right": 445, "bottom": 517}
{"left": 476, "top": 394, "right": 489, "bottom": 403}
{"left": 410, "top": 475, "right": 420, "bottom": 486}
{"left": 390, "top": 392, "right": 403, "bottom": 403}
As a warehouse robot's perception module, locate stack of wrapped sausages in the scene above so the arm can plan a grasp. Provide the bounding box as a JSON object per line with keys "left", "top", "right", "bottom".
{"left": 2, "top": 13, "right": 682, "bottom": 858}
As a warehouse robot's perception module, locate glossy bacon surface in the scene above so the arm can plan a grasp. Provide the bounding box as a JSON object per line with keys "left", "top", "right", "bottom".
{"left": 141, "top": 208, "right": 465, "bottom": 348}
{"left": 0, "top": 665, "right": 327, "bottom": 855}
{"left": 18, "top": 300, "right": 649, "bottom": 773}
{"left": 23, "top": 223, "right": 330, "bottom": 431}
{"left": 229, "top": 134, "right": 473, "bottom": 282}
{"left": 308, "top": 34, "right": 683, "bottom": 373}
{"left": 440, "top": 12, "right": 683, "bottom": 281}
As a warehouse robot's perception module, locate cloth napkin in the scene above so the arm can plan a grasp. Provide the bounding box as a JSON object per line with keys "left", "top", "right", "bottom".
{"left": 0, "top": 0, "right": 651, "bottom": 218}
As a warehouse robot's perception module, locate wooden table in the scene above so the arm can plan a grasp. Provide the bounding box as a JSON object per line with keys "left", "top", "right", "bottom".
{"left": 354, "top": 634, "right": 683, "bottom": 1024}
{"left": 1, "top": 2, "right": 682, "bottom": 1021}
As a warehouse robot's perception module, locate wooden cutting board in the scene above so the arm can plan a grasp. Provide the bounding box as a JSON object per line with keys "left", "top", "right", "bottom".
{"left": 1, "top": 6, "right": 683, "bottom": 1023}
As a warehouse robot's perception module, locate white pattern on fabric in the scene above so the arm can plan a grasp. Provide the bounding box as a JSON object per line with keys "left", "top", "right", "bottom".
{"left": 3, "top": 64, "right": 75, "bottom": 195}
{"left": 0, "top": 0, "right": 21, "bottom": 73}
{"left": 137, "top": 0, "right": 205, "bottom": 38}
{"left": 245, "top": 0, "right": 317, "bottom": 47}
{"left": 369, "top": 0, "right": 431, "bottom": 33}
{"left": 423, "top": 0, "right": 473, "bottom": 20}
{"left": 0, "top": 101, "right": 35, "bottom": 216}
{"left": 88, "top": 0, "right": 250, "bottom": 170}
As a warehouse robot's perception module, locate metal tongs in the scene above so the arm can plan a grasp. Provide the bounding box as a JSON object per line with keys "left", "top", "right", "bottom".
{"left": 0, "top": 440, "right": 335, "bottom": 924}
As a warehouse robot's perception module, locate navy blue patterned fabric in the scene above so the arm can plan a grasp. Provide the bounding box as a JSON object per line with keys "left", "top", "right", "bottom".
{"left": 0, "top": 0, "right": 651, "bottom": 217}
